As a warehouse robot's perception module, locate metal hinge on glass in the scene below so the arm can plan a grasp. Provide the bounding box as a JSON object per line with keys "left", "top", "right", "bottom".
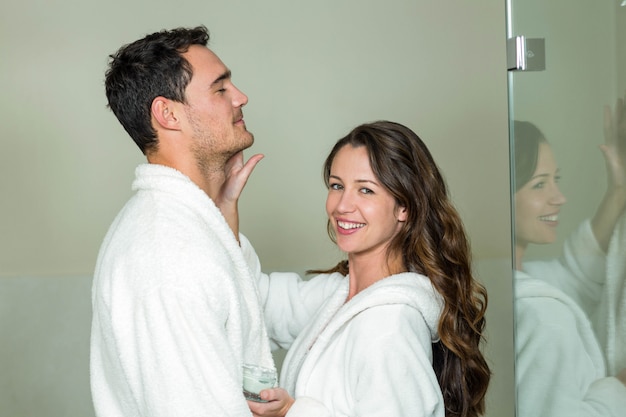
{"left": 507, "top": 36, "right": 545, "bottom": 72}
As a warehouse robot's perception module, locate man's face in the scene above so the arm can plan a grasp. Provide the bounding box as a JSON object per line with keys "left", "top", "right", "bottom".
{"left": 181, "top": 45, "right": 253, "bottom": 167}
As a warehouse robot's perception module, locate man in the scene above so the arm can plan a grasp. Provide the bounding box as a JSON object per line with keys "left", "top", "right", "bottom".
{"left": 90, "top": 26, "right": 271, "bottom": 416}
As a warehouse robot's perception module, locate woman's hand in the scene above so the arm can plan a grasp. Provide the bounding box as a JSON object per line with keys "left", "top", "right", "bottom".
{"left": 215, "top": 152, "right": 264, "bottom": 240}
{"left": 247, "top": 388, "right": 295, "bottom": 417}
{"left": 592, "top": 93, "right": 626, "bottom": 251}
{"left": 602, "top": 93, "right": 626, "bottom": 189}
{"left": 218, "top": 152, "right": 264, "bottom": 206}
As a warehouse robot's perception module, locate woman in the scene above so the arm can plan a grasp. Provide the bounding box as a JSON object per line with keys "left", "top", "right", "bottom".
{"left": 249, "top": 121, "right": 490, "bottom": 417}
{"left": 511, "top": 119, "right": 626, "bottom": 417}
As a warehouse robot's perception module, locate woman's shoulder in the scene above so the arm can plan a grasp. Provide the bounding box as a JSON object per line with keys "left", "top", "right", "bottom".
{"left": 360, "top": 273, "right": 442, "bottom": 313}
{"left": 342, "top": 274, "right": 442, "bottom": 340}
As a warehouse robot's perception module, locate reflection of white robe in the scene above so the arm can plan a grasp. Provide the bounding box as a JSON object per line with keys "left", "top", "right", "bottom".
{"left": 516, "top": 220, "right": 626, "bottom": 417}
{"left": 595, "top": 213, "right": 626, "bottom": 375}
{"left": 524, "top": 220, "right": 606, "bottom": 318}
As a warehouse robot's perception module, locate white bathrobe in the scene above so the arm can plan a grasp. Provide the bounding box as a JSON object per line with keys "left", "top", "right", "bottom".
{"left": 516, "top": 220, "right": 626, "bottom": 417}
{"left": 261, "top": 272, "right": 445, "bottom": 417}
{"left": 594, "top": 213, "right": 626, "bottom": 375}
{"left": 90, "top": 164, "right": 274, "bottom": 417}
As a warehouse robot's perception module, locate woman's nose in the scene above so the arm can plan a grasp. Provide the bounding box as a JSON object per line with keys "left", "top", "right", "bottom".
{"left": 335, "top": 191, "right": 356, "bottom": 213}
{"left": 550, "top": 184, "right": 567, "bottom": 205}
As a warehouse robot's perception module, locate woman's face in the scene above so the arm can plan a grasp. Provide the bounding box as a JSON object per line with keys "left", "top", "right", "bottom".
{"left": 326, "top": 145, "right": 407, "bottom": 259}
{"left": 515, "top": 142, "right": 567, "bottom": 249}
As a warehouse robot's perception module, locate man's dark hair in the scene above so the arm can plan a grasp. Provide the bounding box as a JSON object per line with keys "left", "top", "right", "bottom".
{"left": 105, "top": 26, "right": 210, "bottom": 154}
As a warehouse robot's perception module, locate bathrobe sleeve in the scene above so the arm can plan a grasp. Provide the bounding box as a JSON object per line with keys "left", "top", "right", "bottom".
{"left": 132, "top": 283, "right": 253, "bottom": 417}
{"left": 515, "top": 295, "right": 626, "bottom": 417}
{"left": 240, "top": 237, "right": 345, "bottom": 350}
{"left": 259, "top": 272, "right": 345, "bottom": 350}
{"left": 96, "top": 227, "right": 261, "bottom": 417}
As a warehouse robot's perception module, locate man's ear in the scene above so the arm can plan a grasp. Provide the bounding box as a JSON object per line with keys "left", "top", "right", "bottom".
{"left": 151, "top": 97, "right": 181, "bottom": 130}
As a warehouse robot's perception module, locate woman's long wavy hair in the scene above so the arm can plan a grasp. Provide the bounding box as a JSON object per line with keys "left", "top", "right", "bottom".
{"left": 310, "top": 121, "right": 491, "bottom": 417}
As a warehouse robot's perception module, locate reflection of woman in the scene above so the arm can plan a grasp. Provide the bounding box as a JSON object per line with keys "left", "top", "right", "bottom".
{"left": 512, "top": 118, "right": 626, "bottom": 417}
{"left": 249, "top": 121, "right": 490, "bottom": 417}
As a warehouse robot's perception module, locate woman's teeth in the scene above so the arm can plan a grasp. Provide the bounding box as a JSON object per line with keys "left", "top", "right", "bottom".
{"left": 338, "top": 221, "right": 365, "bottom": 230}
{"left": 539, "top": 215, "right": 558, "bottom": 222}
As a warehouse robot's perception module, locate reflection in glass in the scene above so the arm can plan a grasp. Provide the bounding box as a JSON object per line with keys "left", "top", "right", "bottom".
{"left": 511, "top": 110, "right": 626, "bottom": 416}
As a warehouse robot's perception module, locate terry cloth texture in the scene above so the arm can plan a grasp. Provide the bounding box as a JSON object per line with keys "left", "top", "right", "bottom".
{"left": 264, "top": 272, "right": 445, "bottom": 417}
{"left": 596, "top": 213, "right": 626, "bottom": 375}
{"left": 90, "top": 164, "right": 274, "bottom": 417}
{"left": 517, "top": 220, "right": 626, "bottom": 417}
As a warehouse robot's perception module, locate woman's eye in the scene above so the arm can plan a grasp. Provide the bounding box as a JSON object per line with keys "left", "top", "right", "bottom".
{"left": 360, "top": 188, "right": 374, "bottom": 194}
{"left": 531, "top": 182, "right": 545, "bottom": 190}
{"left": 329, "top": 183, "right": 343, "bottom": 190}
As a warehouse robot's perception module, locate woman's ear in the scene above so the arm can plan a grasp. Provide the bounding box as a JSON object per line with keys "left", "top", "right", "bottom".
{"left": 397, "top": 206, "right": 408, "bottom": 222}
{"left": 151, "top": 97, "right": 181, "bottom": 130}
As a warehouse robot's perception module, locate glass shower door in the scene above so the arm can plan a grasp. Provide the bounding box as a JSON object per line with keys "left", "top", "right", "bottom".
{"left": 507, "top": 1, "right": 626, "bottom": 416}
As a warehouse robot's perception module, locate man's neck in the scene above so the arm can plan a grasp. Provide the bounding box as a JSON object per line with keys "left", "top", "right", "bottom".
{"left": 147, "top": 152, "right": 227, "bottom": 201}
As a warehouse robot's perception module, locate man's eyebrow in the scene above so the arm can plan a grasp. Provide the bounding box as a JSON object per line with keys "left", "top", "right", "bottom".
{"left": 211, "top": 70, "right": 232, "bottom": 87}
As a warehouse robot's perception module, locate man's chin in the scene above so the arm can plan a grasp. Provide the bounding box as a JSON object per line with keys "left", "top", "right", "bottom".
{"left": 241, "top": 131, "right": 254, "bottom": 149}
